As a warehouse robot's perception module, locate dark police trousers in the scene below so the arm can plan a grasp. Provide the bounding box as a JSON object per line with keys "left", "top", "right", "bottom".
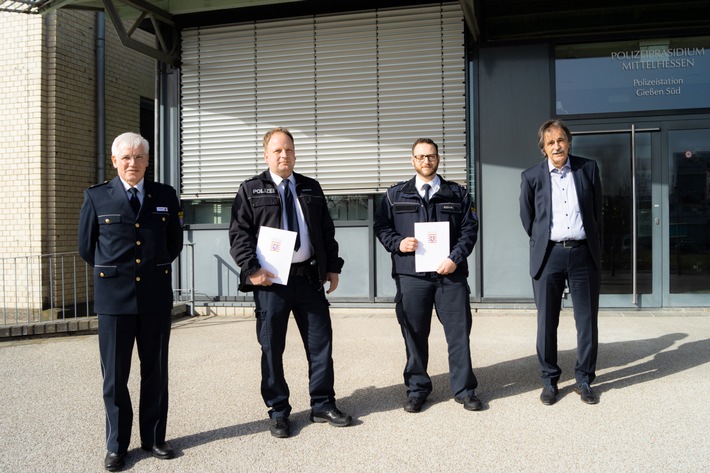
{"left": 253, "top": 272, "right": 336, "bottom": 418}
{"left": 394, "top": 273, "right": 477, "bottom": 399}
{"left": 98, "top": 312, "right": 171, "bottom": 453}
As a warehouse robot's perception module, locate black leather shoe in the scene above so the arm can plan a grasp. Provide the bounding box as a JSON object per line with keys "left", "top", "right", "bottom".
{"left": 309, "top": 408, "right": 352, "bottom": 427}
{"left": 574, "top": 382, "right": 599, "bottom": 404}
{"left": 403, "top": 397, "right": 426, "bottom": 413}
{"left": 455, "top": 393, "right": 483, "bottom": 411}
{"left": 104, "top": 452, "right": 126, "bottom": 472}
{"left": 270, "top": 417, "right": 291, "bottom": 438}
{"left": 540, "top": 385, "right": 558, "bottom": 405}
{"left": 141, "top": 442, "right": 175, "bottom": 459}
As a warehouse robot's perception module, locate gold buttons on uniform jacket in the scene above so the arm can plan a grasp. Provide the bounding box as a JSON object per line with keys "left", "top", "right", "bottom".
{"left": 136, "top": 241, "right": 141, "bottom": 246}
{"left": 165, "top": 269, "right": 169, "bottom": 274}
{"left": 136, "top": 258, "right": 141, "bottom": 264}
{"left": 135, "top": 223, "right": 140, "bottom": 228}
{"left": 100, "top": 272, "right": 105, "bottom": 277}
{"left": 136, "top": 277, "right": 141, "bottom": 282}
{"left": 104, "top": 218, "right": 110, "bottom": 224}
{"left": 162, "top": 217, "right": 166, "bottom": 222}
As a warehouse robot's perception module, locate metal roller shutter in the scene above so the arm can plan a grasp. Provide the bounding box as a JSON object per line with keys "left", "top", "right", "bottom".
{"left": 181, "top": 2, "right": 465, "bottom": 199}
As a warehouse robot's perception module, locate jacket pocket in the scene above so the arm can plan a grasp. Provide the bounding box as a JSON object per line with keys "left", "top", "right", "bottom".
{"left": 251, "top": 196, "right": 280, "bottom": 208}
{"left": 152, "top": 211, "right": 170, "bottom": 224}
{"left": 95, "top": 265, "right": 118, "bottom": 278}
{"left": 436, "top": 203, "right": 461, "bottom": 214}
{"left": 157, "top": 262, "right": 172, "bottom": 276}
{"left": 97, "top": 214, "right": 122, "bottom": 225}
{"left": 393, "top": 203, "right": 419, "bottom": 213}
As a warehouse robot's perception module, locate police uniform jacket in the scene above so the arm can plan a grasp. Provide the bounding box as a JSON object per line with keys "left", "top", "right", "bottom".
{"left": 78, "top": 176, "right": 184, "bottom": 315}
{"left": 374, "top": 175, "right": 478, "bottom": 277}
{"left": 229, "top": 170, "right": 344, "bottom": 292}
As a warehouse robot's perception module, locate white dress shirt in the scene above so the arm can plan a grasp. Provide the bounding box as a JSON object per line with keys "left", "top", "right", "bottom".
{"left": 270, "top": 172, "right": 312, "bottom": 263}
{"left": 548, "top": 158, "right": 587, "bottom": 242}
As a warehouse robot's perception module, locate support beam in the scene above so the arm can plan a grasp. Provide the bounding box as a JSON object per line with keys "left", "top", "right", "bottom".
{"left": 101, "top": 0, "right": 179, "bottom": 66}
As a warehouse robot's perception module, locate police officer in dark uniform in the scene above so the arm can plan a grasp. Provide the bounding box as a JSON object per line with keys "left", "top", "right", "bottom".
{"left": 229, "top": 127, "right": 351, "bottom": 439}
{"left": 78, "top": 132, "right": 184, "bottom": 471}
{"left": 374, "top": 138, "right": 481, "bottom": 413}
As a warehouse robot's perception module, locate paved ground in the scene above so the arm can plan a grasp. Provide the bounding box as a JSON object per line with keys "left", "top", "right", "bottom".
{"left": 1, "top": 309, "right": 709, "bottom": 472}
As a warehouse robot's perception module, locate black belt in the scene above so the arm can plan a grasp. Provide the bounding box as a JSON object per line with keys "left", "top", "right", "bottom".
{"left": 551, "top": 239, "right": 587, "bottom": 248}
{"left": 290, "top": 258, "right": 316, "bottom": 278}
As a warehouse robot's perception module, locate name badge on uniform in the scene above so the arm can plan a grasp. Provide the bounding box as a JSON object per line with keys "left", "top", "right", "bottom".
{"left": 157, "top": 207, "right": 168, "bottom": 212}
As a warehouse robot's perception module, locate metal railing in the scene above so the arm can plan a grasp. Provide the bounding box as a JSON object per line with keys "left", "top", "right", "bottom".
{"left": 1, "top": 250, "right": 194, "bottom": 327}
{"left": 1, "top": 252, "right": 91, "bottom": 327}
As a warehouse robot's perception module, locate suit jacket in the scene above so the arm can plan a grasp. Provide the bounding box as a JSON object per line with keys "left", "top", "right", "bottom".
{"left": 519, "top": 155, "right": 602, "bottom": 279}
{"left": 78, "top": 176, "right": 184, "bottom": 315}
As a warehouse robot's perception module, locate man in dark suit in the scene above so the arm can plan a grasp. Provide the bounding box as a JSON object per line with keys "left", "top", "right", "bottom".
{"left": 78, "top": 132, "right": 184, "bottom": 471}
{"left": 519, "top": 119, "right": 602, "bottom": 406}
{"left": 229, "top": 127, "right": 351, "bottom": 439}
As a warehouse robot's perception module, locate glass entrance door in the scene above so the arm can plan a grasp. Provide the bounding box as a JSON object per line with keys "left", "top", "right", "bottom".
{"left": 569, "top": 125, "right": 662, "bottom": 307}
{"left": 666, "top": 125, "right": 710, "bottom": 305}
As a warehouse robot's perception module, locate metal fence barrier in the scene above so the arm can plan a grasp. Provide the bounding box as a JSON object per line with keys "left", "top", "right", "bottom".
{"left": 1, "top": 252, "right": 91, "bottom": 327}
{"left": 1, "top": 250, "right": 194, "bottom": 328}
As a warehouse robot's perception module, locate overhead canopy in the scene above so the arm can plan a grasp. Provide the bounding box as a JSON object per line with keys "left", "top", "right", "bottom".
{"left": 3, "top": 0, "right": 710, "bottom": 65}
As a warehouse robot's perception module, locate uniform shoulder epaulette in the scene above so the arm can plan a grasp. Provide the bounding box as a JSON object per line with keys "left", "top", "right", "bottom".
{"left": 89, "top": 180, "right": 109, "bottom": 189}
{"left": 244, "top": 175, "right": 259, "bottom": 182}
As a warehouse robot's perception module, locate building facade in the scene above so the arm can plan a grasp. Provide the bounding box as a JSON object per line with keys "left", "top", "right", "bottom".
{"left": 3, "top": 0, "right": 709, "bottom": 314}
{"left": 168, "top": 1, "right": 710, "bottom": 309}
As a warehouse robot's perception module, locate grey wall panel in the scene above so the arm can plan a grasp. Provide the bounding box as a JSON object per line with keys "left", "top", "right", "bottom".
{"left": 334, "top": 227, "right": 370, "bottom": 299}
{"left": 478, "top": 44, "right": 552, "bottom": 298}
{"left": 183, "top": 227, "right": 241, "bottom": 300}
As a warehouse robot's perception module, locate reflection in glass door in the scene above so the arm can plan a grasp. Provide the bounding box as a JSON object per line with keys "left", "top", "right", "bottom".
{"left": 571, "top": 127, "right": 660, "bottom": 307}
{"left": 668, "top": 129, "right": 710, "bottom": 297}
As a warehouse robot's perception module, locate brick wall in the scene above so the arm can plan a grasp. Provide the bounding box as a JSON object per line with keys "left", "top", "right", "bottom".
{"left": 0, "top": 9, "right": 156, "bottom": 314}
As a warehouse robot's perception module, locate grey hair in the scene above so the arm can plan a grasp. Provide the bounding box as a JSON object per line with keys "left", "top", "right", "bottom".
{"left": 111, "top": 132, "right": 149, "bottom": 156}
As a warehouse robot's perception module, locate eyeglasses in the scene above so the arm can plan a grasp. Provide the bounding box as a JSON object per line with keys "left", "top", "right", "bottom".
{"left": 412, "top": 154, "right": 439, "bottom": 162}
{"left": 119, "top": 155, "right": 147, "bottom": 163}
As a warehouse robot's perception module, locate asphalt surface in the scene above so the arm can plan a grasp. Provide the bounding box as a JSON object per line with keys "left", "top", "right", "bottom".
{"left": 1, "top": 308, "right": 709, "bottom": 472}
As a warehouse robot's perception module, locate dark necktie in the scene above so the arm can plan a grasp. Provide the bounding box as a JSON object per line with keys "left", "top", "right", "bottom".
{"left": 283, "top": 180, "right": 301, "bottom": 250}
{"left": 422, "top": 183, "right": 431, "bottom": 206}
{"left": 129, "top": 187, "right": 141, "bottom": 215}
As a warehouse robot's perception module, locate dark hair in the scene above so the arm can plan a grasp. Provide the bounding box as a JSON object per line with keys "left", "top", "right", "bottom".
{"left": 411, "top": 138, "right": 439, "bottom": 155}
{"left": 537, "top": 119, "right": 572, "bottom": 156}
{"left": 263, "top": 127, "right": 294, "bottom": 149}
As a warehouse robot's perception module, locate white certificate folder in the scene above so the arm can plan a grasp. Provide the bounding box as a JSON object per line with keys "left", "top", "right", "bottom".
{"left": 414, "top": 222, "right": 450, "bottom": 272}
{"left": 255, "top": 226, "right": 297, "bottom": 285}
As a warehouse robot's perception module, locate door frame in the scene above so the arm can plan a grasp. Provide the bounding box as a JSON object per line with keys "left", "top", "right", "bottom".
{"left": 661, "top": 118, "right": 710, "bottom": 307}
{"left": 565, "top": 121, "right": 663, "bottom": 308}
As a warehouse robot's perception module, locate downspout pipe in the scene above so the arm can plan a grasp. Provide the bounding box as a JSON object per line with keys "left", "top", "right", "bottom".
{"left": 96, "top": 12, "right": 106, "bottom": 183}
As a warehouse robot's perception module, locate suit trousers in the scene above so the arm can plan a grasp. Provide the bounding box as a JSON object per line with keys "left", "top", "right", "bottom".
{"left": 394, "top": 274, "right": 477, "bottom": 399}
{"left": 253, "top": 275, "right": 336, "bottom": 418}
{"left": 98, "top": 312, "right": 171, "bottom": 454}
{"left": 532, "top": 243, "right": 599, "bottom": 387}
